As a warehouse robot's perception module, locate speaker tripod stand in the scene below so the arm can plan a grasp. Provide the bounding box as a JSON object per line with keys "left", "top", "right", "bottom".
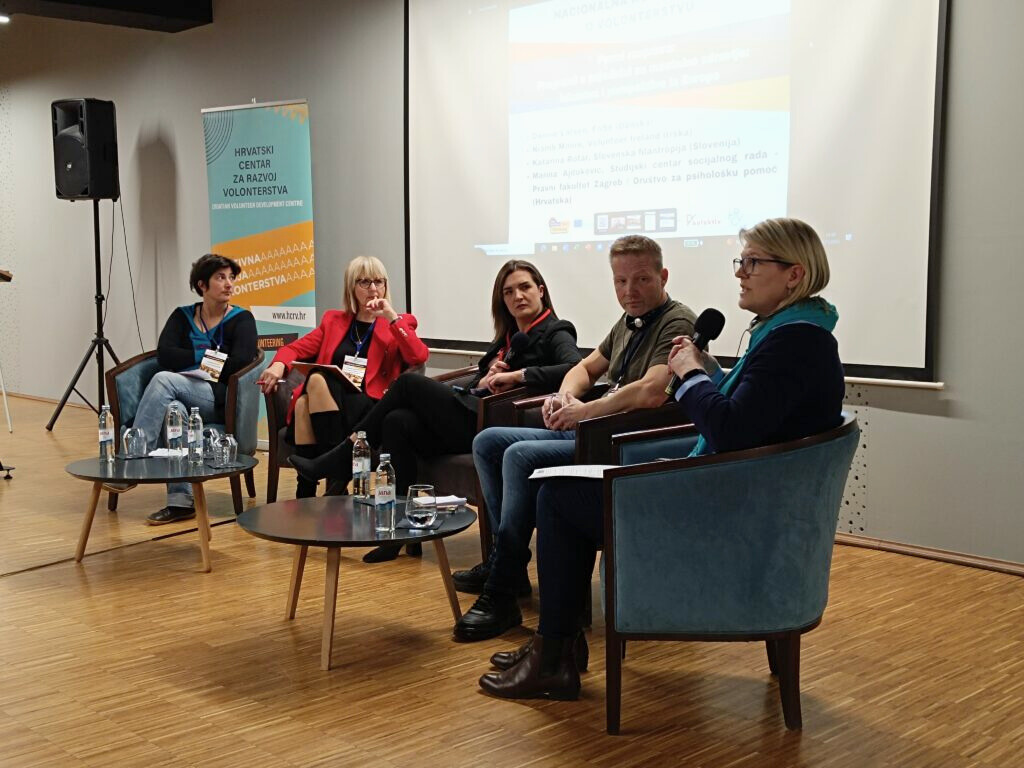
{"left": 47, "top": 199, "right": 120, "bottom": 431}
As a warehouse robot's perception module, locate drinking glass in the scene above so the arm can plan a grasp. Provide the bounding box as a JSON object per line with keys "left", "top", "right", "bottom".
{"left": 122, "top": 427, "right": 147, "bottom": 458}
{"left": 203, "top": 427, "right": 222, "bottom": 460}
{"left": 404, "top": 484, "right": 437, "bottom": 528}
{"left": 218, "top": 433, "right": 238, "bottom": 466}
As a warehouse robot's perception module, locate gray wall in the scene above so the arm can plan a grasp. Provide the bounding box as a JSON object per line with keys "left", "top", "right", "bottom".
{"left": 0, "top": 0, "right": 405, "bottom": 399}
{"left": 1, "top": 0, "right": 1022, "bottom": 564}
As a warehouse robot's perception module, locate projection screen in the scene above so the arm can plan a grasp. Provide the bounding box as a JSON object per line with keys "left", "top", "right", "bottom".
{"left": 409, "top": 0, "right": 947, "bottom": 379}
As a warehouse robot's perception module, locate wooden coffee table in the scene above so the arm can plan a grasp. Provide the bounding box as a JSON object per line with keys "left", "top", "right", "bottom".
{"left": 237, "top": 495, "right": 475, "bottom": 670}
{"left": 66, "top": 455, "right": 259, "bottom": 572}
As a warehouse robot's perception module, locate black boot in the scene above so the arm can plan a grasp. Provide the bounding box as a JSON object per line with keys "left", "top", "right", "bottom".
{"left": 309, "top": 410, "right": 345, "bottom": 449}
{"left": 453, "top": 590, "right": 522, "bottom": 641}
{"left": 478, "top": 633, "right": 581, "bottom": 701}
{"left": 292, "top": 444, "right": 320, "bottom": 498}
{"left": 289, "top": 439, "right": 353, "bottom": 484}
{"left": 490, "top": 630, "right": 589, "bottom": 673}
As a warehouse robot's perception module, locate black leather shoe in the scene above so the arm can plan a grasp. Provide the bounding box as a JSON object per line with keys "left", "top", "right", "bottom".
{"left": 363, "top": 545, "right": 401, "bottom": 563}
{"left": 490, "top": 631, "right": 589, "bottom": 673}
{"left": 146, "top": 506, "right": 196, "bottom": 525}
{"left": 452, "top": 561, "right": 490, "bottom": 594}
{"left": 479, "top": 634, "right": 581, "bottom": 701}
{"left": 453, "top": 592, "right": 522, "bottom": 641}
{"left": 406, "top": 543, "right": 422, "bottom": 557}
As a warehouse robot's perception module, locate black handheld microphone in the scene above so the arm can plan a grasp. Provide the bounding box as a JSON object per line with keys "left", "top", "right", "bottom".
{"left": 470, "top": 331, "right": 531, "bottom": 395}
{"left": 503, "top": 331, "right": 530, "bottom": 368}
{"left": 664, "top": 308, "right": 726, "bottom": 397}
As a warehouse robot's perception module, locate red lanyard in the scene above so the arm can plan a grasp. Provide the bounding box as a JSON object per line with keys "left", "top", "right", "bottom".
{"left": 498, "top": 308, "right": 551, "bottom": 360}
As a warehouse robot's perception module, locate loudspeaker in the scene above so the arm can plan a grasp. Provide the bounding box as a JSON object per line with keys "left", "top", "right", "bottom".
{"left": 51, "top": 98, "right": 120, "bottom": 201}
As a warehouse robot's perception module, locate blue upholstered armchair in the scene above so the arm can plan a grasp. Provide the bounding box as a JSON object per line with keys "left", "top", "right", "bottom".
{"left": 602, "top": 414, "right": 859, "bottom": 733}
{"left": 105, "top": 351, "right": 268, "bottom": 514}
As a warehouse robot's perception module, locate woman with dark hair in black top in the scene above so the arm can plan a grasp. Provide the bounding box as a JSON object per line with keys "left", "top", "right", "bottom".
{"left": 291, "top": 259, "right": 584, "bottom": 562}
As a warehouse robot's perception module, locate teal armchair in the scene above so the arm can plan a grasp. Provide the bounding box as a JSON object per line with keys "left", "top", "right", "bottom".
{"left": 602, "top": 414, "right": 859, "bottom": 733}
{"left": 105, "top": 351, "right": 268, "bottom": 514}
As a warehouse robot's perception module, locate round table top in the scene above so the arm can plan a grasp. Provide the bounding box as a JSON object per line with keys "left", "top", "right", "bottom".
{"left": 236, "top": 495, "right": 476, "bottom": 548}
{"left": 65, "top": 454, "right": 258, "bottom": 484}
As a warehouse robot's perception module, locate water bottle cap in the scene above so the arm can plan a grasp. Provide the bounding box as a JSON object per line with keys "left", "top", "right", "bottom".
{"left": 356, "top": 431, "right": 366, "bottom": 439}
{"left": 101, "top": 404, "right": 110, "bottom": 411}
{"left": 379, "top": 453, "right": 390, "bottom": 461}
{"left": 190, "top": 406, "right": 199, "bottom": 413}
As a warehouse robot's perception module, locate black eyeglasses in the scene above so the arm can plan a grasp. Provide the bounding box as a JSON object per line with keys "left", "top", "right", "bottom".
{"left": 355, "top": 278, "right": 387, "bottom": 289}
{"left": 733, "top": 256, "right": 793, "bottom": 276}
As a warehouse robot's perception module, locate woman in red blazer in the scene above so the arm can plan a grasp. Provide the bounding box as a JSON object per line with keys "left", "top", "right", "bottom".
{"left": 257, "top": 256, "right": 428, "bottom": 497}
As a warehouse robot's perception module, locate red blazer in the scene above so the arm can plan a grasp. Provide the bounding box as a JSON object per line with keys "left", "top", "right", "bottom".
{"left": 272, "top": 310, "right": 429, "bottom": 421}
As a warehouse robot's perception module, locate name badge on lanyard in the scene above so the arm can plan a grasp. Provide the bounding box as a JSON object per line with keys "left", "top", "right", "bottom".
{"left": 341, "top": 355, "right": 368, "bottom": 390}
{"left": 200, "top": 348, "right": 228, "bottom": 382}
{"left": 343, "top": 318, "right": 375, "bottom": 390}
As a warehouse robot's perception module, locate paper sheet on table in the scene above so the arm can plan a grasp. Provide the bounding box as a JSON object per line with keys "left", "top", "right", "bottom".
{"left": 528, "top": 465, "right": 616, "bottom": 480}
{"left": 412, "top": 495, "right": 467, "bottom": 508}
{"left": 147, "top": 449, "right": 187, "bottom": 457}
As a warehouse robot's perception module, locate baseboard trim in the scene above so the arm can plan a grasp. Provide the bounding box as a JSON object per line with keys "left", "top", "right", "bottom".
{"left": 7, "top": 391, "right": 91, "bottom": 408}
{"left": 836, "top": 532, "right": 1024, "bottom": 577}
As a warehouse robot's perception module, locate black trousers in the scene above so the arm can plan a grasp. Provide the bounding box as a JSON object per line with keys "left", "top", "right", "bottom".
{"left": 535, "top": 478, "right": 605, "bottom": 639}
{"left": 354, "top": 372, "right": 477, "bottom": 490}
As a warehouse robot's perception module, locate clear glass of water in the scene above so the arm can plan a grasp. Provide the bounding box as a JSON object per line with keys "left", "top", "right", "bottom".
{"left": 122, "top": 427, "right": 147, "bottom": 458}
{"left": 202, "top": 427, "right": 221, "bottom": 459}
{"left": 218, "top": 434, "right": 238, "bottom": 466}
{"left": 405, "top": 484, "right": 437, "bottom": 528}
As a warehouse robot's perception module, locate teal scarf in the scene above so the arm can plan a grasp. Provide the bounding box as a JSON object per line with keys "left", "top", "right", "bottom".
{"left": 689, "top": 297, "right": 839, "bottom": 457}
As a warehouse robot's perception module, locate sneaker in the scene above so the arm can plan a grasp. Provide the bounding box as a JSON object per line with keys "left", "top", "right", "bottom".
{"left": 146, "top": 506, "right": 196, "bottom": 525}
{"left": 452, "top": 561, "right": 490, "bottom": 594}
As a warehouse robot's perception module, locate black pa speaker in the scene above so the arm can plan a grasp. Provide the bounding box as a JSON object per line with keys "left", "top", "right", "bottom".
{"left": 51, "top": 98, "right": 120, "bottom": 201}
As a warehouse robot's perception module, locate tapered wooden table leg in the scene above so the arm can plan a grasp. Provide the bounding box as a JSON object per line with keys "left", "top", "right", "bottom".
{"left": 432, "top": 539, "right": 462, "bottom": 621}
{"left": 286, "top": 545, "right": 308, "bottom": 619}
{"left": 321, "top": 547, "right": 341, "bottom": 671}
{"left": 75, "top": 481, "right": 103, "bottom": 562}
{"left": 192, "top": 483, "right": 212, "bottom": 573}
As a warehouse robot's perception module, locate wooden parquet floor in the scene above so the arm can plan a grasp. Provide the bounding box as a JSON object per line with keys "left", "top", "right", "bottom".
{"left": 0, "top": 396, "right": 1022, "bottom": 767}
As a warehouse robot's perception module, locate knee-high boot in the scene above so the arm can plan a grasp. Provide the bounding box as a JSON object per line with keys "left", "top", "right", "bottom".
{"left": 292, "top": 444, "right": 321, "bottom": 498}
{"left": 310, "top": 410, "right": 345, "bottom": 451}
{"left": 290, "top": 438, "right": 354, "bottom": 486}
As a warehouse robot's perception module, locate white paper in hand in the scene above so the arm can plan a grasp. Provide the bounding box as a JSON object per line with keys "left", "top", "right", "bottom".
{"left": 528, "top": 465, "right": 615, "bottom": 480}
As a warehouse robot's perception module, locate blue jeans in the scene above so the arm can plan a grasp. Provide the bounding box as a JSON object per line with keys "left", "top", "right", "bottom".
{"left": 472, "top": 426, "right": 575, "bottom": 595}
{"left": 133, "top": 371, "right": 217, "bottom": 507}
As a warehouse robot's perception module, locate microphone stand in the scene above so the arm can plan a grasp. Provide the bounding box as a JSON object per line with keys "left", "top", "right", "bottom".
{"left": 46, "top": 199, "right": 120, "bottom": 430}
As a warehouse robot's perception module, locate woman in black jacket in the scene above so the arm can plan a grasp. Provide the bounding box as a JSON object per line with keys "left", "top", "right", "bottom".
{"left": 291, "top": 259, "right": 583, "bottom": 562}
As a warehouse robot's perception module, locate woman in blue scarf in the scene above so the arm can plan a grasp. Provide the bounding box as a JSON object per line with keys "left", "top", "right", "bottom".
{"left": 477, "top": 218, "right": 845, "bottom": 702}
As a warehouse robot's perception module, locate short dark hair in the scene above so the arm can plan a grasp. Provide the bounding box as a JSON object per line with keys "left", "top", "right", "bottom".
{"left": 490, "top": 259, "right": 555, "bottom": 341}
{"left": 609, "top": 235, "right": 663, "bottom": 269}
{"left": 189, "top": 254, "right": 240, "bottom": 296}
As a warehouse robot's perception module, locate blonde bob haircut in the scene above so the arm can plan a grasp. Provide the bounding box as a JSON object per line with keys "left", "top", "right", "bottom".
{"left": 739, "top": 217, "right": 830, "bottom": 311}
{"left": 343, "top": 255, "right": 391, "bottom": 315}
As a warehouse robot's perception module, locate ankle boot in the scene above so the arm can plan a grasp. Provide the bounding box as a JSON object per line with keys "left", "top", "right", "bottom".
{"left": 310, "top": 410, "right": 345, "bottom": 450}
{"left": 292, "top": 444, "right": 320, "bottom": 498}
{"left": 289, "top": 439, "right": 353, "bottom": 483}
{"left": 490, "top": 630, "right": 589, "bottom": 673}
{"left": 478, "top": 633, "right": 581, "bottom": 701}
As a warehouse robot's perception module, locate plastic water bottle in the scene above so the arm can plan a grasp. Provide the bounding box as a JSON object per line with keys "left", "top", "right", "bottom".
{"left": 165, "top": 404, "right": 185, "bottom": 457}
{"left": 98, "top": 404, "right": 115, "bottom": 463}
{"left": 374, "top": 453, "right": 396, "bottom": 533}
{"left": 188, "top": 407, "right": 204, "bottom": 464}
{"left": 352, "top": 431, "right": 371, "bottom": 498}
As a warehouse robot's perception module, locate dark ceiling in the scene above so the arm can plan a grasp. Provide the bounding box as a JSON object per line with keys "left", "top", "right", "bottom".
{"left": 0, "top": 0, "right": 213, "bottom": 32}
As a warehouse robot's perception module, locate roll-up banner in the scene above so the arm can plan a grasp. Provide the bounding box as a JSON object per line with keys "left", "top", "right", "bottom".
{"left": 202, "top": 99, "right": 316, "bottom": 354}
{"left": 202, "top": 99, "right": 316, "bottom": 441}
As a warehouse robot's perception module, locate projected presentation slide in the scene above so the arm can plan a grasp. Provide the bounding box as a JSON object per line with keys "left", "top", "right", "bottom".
{"left": 411, "top": 0, "right": 942, "bottom": 372}
{"left": 501, "top": 0, "right": 790, "bottom": 254}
